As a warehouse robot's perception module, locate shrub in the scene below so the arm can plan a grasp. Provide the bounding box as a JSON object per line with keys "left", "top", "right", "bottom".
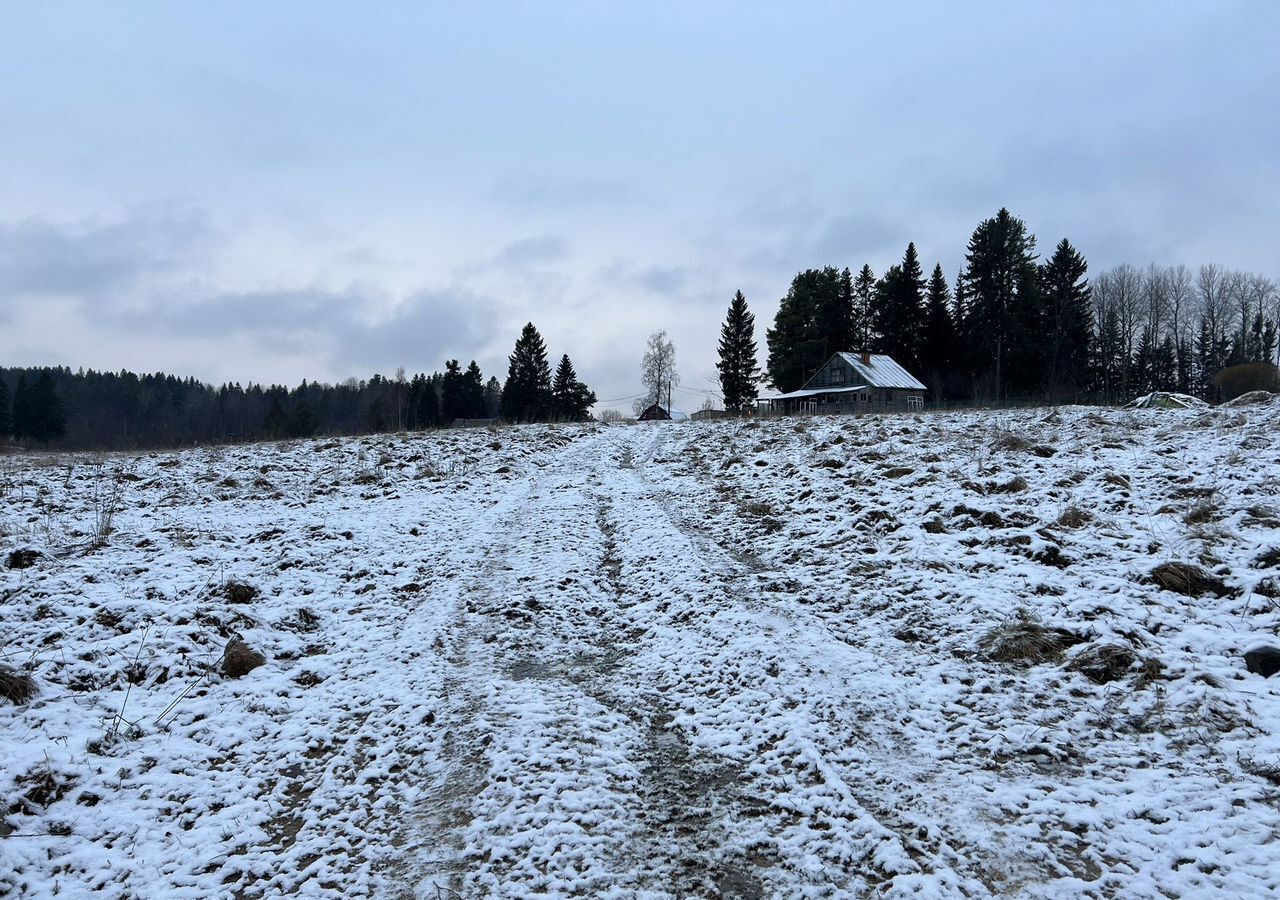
{"left": 1213, "top": 362, "right": 1280, "bottom": 401}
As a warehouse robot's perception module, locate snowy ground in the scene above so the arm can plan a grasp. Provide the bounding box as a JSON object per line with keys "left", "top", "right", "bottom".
{"left": 4, "top": 401, "right": 1280, "bottom": 898}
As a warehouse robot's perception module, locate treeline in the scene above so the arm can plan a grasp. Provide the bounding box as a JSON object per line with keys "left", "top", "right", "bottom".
{"left": 763, "top": 208, "right": 1279, "bottom": 403}
{"left": 0, "top": 321, "right": 595, "bottom": 450}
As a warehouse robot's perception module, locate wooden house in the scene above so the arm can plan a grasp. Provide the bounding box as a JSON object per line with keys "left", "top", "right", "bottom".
{"left": 637, "top": 403, "right": 689, "bottom": 422}
{"left": 762, "top": 352, "right": 926, "bottom": 415}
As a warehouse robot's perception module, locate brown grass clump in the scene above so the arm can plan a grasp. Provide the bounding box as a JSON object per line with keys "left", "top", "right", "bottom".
{"left": 1183, "top": 501, "right": 1221, "bottom": 525}
{"left": 1100, "top": 472, "right": 1131, "bottom": 490}
{"left": 991, "top": 432, "right": 1057, "bottom": 457}
{"left": 978, "top": 610, "right": 1083, "bottom": 665}
{"left": 6, "top": 548, "right": 42, "bottom": 570}
{"left": 1255, "top": 548, "right": 1280, "bottom": 569}
{"left": 991, "top": 432, "right": 1032, "bottom": 452}
{"left": 1056, "top": 506, "right": 1093, "bottom": 529}
{"left": 991, "top": 475, "right": 1030, "bottom": 494}
{"left": 1, "top": 665, "right": 38, "bottom": 704}
{"left": 222, "top": 636, "right": 266, "bottom": 678}
{"left": 1067, "top": 642, "right": 1162, "bottom": 685}
{"left": 1150, "top": 562, "right": 1234, "bottom": 598}
{"left": 223, "top": 579, "right": 260, "bottom": 604}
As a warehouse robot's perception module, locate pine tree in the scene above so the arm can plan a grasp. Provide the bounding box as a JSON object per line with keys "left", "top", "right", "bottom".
{"left": 819, "top": 268, "right": 855, "bottom": 358}
{"left": 27, "top": 370, "right": 68, "bottom": 445}
{"left": 766, "top": 268, "right": 839, "bottom": 391}
{"left": 0, "top": 377, "right": 9, "bottom": 439}
{"left": 852, "top": 264, "right": 877, "bottom": 350}
{"left": 463, "top": 361, "right": 486, "bottom": 418}
{"left": 716, "top": 290, "right": 759, "bottom": 414}
{"left": 959, "top": 209, "right": 1041, "bottom": 399}
{"left": 441, "top": 360, "right": 465, "bottom": 422}
{"left": 551, "top": 354, "right": 596, "bottom": 421}
{"left": 1039, "top": 238, "right": 1092, "bottom": 397}
{"left": 919, "top": 263, "right": 955, "bottom": 397}
{"left": 11, "top": 374, "right": 31, "bottom": 442}
{"left": 501, "top": 323, "right": 553, "bottom": 422}
{"left": 483, "top": 376, "right": 503, "bottom": 418}
{"left": 286, "top": 400, "right": 320, "bottom": 438}
{"left": 873, "top": 243, "right": 925, "bottom": 371}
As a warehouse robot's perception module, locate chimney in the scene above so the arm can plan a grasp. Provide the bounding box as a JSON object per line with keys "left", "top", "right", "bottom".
{"left": 860, "top": 351, "right": 871, "bottom": 365}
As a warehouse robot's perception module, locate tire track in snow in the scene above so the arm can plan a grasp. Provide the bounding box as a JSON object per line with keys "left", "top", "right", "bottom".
{"left": 604, "top": 427, "right": 976, "bottom": 895}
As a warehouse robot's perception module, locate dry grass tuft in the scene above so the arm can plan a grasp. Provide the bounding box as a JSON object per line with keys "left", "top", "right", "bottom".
{"left": 1, "top": 664, "right": 38, "bottom": 704}
{"left": 978, "top": 610, "right": 1083, "bottom": 665}
{"left": 223, "top": 579, "right": 260, "bottom": 604}
{"left": 1183, "top": 501, "right": 1221, "bottom": 525}
{"left": 992, "top": 475, "right": 1030, "bottom": 494}
{"left": 1150, "top": 562, "right": 1234, "bottom": 598}
{"left": 991, "top": 432, "right": 1032, "bottom": 452}
{"left": 1056, "top": 506, "right": 1093, "bottom": 529}
{"left": 222, "top": 636, "right": 266, "bottom": 678}
{"left": 991, "top": 431, "right": 1056, "bottom": 457}
{"left": 1067, "top": 642, "right": 1161, "bottom": 685}
{"left": 1101, "top": 472, "right": 1131, "bottom": 490}
{"left": 6, "top": 548, "right": 42, "bottom": 570}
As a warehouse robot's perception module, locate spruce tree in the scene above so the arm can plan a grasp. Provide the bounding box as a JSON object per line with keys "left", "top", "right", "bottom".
{"left": 852, "top": 264, "right": 877, "bottom": 350}
{"left": 551, "top": 354, "right": 596, "bottom": 421}
{"left": 919, "top": 263, "right": 955, "bottom": 396}
{"left": 23, "top": 371, "right": 68, "bottom": 445}
{"left": 1039, "top": 238, "right": 1092, "bottom": 397}
{"left": 483, "top": 376, "right": 503, "bottom": 418}
{"left": 441, "top": 360, "right": 465, "bottom": 422}
{"left": 463, "top": 361, "right": 486, "bottom": 418}
{"left": 766, "top": 268, "right": 838, "bottom": 391}
{"left": 0, "top": 377, "right": 9, "bottom": 439}
{"left": 959, "top": 209, "right": 1041, "bottom": 399}
{"left": 501, "top": 323, "right": 553, "bottom": 422}
{"left": 873, "top": 243, "right": 925, "bottom": 371}
{"left": 11, "top": 374, "right": 30, "bottom": 442}
{"left": 716, "top": 290, "right": 759, "bottom": 414}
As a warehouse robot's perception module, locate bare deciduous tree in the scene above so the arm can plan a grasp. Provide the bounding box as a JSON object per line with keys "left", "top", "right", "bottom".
{"left": 641, "top": 330, "right": 678, "bottom": 411}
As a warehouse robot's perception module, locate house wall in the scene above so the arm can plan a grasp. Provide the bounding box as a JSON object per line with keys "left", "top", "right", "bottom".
{"left": 806, "top": 357, "right": 857, "bottom": 390}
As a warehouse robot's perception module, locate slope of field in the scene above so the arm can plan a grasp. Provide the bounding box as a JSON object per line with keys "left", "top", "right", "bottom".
{"left": 3, "top": 400, "right": 1280, "bottom": 898}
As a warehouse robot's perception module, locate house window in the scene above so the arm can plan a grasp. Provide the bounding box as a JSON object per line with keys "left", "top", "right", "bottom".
{"left": 832, "top": 367, "right": 844, "bottom": 384}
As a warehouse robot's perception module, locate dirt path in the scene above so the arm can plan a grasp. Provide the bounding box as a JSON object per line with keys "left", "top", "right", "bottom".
{"left": 365, "top": 429, "right": 782, "bottom": 898}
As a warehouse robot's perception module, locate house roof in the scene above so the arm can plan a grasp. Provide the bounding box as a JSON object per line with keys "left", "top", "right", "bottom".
{"left": 833, "top": 353, "right": 927, "bottom": 391}
{"left": 764, "top": 384, "right": 869, "bottom": 401}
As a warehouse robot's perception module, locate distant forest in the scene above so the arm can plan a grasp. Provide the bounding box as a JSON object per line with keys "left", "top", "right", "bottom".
{"left": 5, "top": 208, "right": 1280, "bottom": 451}
{"left": 761, "top": 208, "right": 1280, "bottom": 405}
{"left": 0, "top": 322, "right": 594, "bottom": 450}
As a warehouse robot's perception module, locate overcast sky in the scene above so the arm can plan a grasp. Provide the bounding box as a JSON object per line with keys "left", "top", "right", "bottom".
{"left": 2, "top": 2, "right": 1277, "bottom": 409}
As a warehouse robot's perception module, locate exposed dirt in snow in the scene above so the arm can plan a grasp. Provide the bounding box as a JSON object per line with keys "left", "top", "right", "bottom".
{"left": 4, "top": 403, "right": 1280, "bottom": 898}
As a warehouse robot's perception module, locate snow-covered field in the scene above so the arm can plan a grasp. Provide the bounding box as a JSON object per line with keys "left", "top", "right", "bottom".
{"left": 4, "top": 400, "right": 1280, "bottom": 898}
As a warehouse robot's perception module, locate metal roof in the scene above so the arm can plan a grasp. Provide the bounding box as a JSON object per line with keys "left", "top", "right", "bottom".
{"left": 833, "top": 353, "right": 927, "bottom": 391}
{"left": 764, "top": 384, "right": 869, "bottom": 401}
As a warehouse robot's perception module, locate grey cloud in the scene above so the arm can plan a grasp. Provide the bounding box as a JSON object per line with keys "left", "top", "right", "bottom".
{"left": 490, "top": 174, "right": 635, "bottom": 213}
{"left": 597, "top": 260, "right": 690, "bottom": 298}
{"left": 491, "top": 236, "right": 568, "bottom": 268}
{"left": 338, "top": 287, "right": 496, "bottom": 372}
{"left": 0, "top": 207, "right": 214, "bottom": 298}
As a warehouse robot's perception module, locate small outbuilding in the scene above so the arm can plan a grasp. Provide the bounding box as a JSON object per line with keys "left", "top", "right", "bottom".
{"left": 762, "top": 352, "right": 926, "bottom": 415}
{"left": 637, "top": 403, "right": 689, "bottom": 422}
